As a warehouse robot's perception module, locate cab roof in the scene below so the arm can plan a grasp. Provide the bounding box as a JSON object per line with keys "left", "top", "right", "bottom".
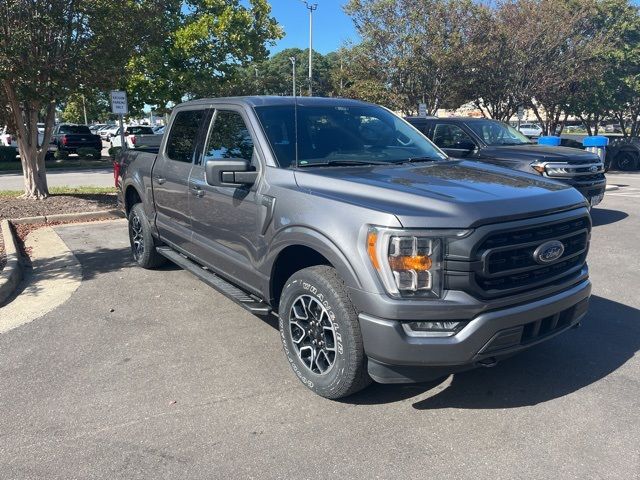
{"left": 179, "top": 95, "right": 375, "bottom": 108}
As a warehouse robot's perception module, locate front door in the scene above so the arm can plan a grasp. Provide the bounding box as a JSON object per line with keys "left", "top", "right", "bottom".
{"left": 431, "top": 122, "right": 477, "bottom": 158}
{"left": 188, "top": 108, "right": 262, "bottom": 292}
{"left": 153, "top": 108, "right": 208, "bottom": 251}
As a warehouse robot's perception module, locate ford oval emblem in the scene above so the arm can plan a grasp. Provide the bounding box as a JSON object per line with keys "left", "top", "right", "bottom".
{"left": 533, "top": 240, "right": 565, "bottom": 264}
{"left": 589, "top": 165, "right": 598, "bottom": 173}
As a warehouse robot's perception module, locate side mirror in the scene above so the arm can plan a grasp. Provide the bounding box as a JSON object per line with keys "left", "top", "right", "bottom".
{"left": 205, "top": 158, "right": 258, "bottom": 187}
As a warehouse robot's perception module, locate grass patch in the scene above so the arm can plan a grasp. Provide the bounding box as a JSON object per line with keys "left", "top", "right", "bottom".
{"left": 0, "top": 157, "right": 112, "bottom": 172}
{"left": 0, "top": 186, "right": 116, "bottom": 197}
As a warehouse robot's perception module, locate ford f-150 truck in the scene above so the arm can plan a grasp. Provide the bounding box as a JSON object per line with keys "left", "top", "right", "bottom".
{"left": 117, "top": 97, "right": 592, "bottom": 399}
{"left": 406, "top": 117, "right": 607, "bottom": 207}
{"left": 51, "top": 124, "right": 102, "bottom": 154}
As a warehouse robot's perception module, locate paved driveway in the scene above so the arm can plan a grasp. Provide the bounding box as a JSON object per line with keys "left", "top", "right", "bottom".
{"left": 0, "top": 174, "right": 638, "bottom": 479}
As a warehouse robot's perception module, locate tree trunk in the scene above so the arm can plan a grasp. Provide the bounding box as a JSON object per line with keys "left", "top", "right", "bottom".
{"left": 2, "top": 81, "right": 53, "bottom": 199}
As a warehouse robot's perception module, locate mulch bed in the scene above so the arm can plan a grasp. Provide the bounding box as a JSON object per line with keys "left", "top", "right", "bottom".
{"left": 0, "top": 193, "right": 117, "bottom": 220}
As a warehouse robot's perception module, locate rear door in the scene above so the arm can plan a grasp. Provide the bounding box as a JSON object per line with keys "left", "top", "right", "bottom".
{"left": 187, "top": 107, "right": 263, "bottom": 291}
{"left": 152, "top": 107, "right": 209, "bottom": 252}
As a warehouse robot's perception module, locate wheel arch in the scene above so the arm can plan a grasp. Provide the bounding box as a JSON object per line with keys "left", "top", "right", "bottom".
{"left": 267, "top": 227, "right": 363, "bottom": 309}
{"left": 124, "top": 183, "right": 143, "bottom": 216}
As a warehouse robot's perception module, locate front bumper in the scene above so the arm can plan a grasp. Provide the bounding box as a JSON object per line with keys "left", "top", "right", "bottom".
{"left": 358, "top": 279, "right": 591, "bottom": 383}
{"left": 556, "top": 176, "right": 606, "bottom": 202}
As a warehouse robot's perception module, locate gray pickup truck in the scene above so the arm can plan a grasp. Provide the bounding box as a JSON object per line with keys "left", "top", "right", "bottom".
{"left": 117, "top": 96, "right": 592, "bottom": 399}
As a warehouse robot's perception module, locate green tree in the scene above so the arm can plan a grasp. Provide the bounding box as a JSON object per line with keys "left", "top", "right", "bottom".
{"left": 344, "top": 0, "right": 478, "bottom": 115}
{"left": 125, "top": 0, "right": 283, "bottom": 114}
{"left": 60, "top": 91, "right": 113, "bottom": 124}
{"left": 0, "top": 0, "right": 164, "bottom": 198}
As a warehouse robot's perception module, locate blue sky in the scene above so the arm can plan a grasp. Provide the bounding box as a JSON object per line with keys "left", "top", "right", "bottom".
{"left": 268, "top": 1, "right": 357, "bottom": 54}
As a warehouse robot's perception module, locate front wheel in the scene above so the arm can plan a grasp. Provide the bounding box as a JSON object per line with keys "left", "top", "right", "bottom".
{"left": 128, "top": 203, "right": 166, "bottom": 269}
{"left": 279, "top": 266, "right": 371, "bottom": 399}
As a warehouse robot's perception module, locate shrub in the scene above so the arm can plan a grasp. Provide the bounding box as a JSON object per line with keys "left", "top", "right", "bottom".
{"left": 54, "top": 149, "right": 69, "bottom": 159}
{"left": 108, "top": 146, "right": 122, "bottom": 158}
{"left": 0, "top": 146, "right": 18, "bottom": 162}
{"left": 77, "top": 147, "right": 101, "bottom": 159}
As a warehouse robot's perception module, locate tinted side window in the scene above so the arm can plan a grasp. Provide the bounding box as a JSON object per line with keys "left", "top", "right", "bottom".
{"left": 204, "top": 111, "right": 254, "bottom": 162}
{"left": 166, "top": 110, "right": 206, "bottom": 163}
{"left": 432, "top": 123, "right": 474, "bottom": 148}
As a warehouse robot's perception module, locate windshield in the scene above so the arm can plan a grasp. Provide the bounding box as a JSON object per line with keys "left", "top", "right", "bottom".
{"left": 467, "top": 120, "right": 531, "bottom": 146}
{"left": 254, "top": 104, "right": 446, "bottom": 168}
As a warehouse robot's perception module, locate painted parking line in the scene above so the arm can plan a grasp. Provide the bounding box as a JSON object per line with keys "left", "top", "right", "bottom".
{"left": 606, "top": 186, "right": 640, "bottom": 197}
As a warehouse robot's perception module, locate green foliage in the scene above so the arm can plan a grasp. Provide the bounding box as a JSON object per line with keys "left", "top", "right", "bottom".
{"left": 54, "top": 150, "right": 69, "bottom": 160}
{"left": 125, "top": 0, "right": 283, "bottom": 113}
{"left": 224, "top": 48, "right": 338, "bottom": 97}
{"left": 61, "top": 91, "right": 114, "bottom": 124}
{"left": 77, "top": 147, "right": 102, "bottom": 159}
{"left": 0, "top": 146, "right": 18, "bottom": 162}
{"left": 108, "top": 146, "right": 122, "bottom": 158}
{"left": 0, "top": 0, "right": 168, "bottom": 198}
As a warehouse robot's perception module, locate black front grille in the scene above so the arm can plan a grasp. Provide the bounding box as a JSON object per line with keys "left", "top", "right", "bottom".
{"left": 472, "top": 215, "right": 590, "bottom": 297}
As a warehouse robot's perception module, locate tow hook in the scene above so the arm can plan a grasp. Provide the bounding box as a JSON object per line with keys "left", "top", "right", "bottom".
{"left": 477, "top": 357, "right": 498, "bottom": 368}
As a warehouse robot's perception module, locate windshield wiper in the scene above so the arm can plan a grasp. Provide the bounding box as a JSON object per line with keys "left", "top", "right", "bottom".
{"left": 298, "top": 159, "right": 391, "bottom": 167}
{"left": 395, "top": 156, "right": 441, "bottom": 164}
{"left": 495, "top": 141, "right": 531, "bottom": 146}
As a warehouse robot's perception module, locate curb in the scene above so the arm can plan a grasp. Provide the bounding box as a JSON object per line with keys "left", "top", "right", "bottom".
{"left": 0, "top": 219, "right": 23, "bottom": 306}
{"left": 605, "top": 185, "right": 619, "bottom": 192}
{"left": 0, "top": 209, "right": 123, "bottom": 306}
{"left": 11, "top": 208, "right": 124, "bottom": 225}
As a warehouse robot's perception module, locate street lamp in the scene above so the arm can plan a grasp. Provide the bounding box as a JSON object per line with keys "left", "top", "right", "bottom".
{"left": 301, "top": 1, "right": 317, "bottom": 96}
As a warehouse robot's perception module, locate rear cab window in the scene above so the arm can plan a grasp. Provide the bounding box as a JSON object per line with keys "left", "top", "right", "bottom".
{"left": 58, "top": 125, "right": 92, "bottom": 135}
{"left": 127, "top": 126, "right": 154, "bottom": 135}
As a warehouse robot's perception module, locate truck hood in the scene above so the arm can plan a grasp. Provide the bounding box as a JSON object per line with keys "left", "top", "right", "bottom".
{"left": 294, "top": 160, "right": 587, "bottom": 228}
{"left": 482, "top": 144, "right": 599, "bottom": 164}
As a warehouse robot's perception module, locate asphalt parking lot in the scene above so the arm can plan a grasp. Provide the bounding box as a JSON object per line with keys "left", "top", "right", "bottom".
{"left": 0, "top": 173, "right": 638, "bottom": 479}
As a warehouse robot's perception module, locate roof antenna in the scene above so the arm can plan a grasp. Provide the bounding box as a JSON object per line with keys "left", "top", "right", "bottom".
{"left": 290, "top": 56, "right": 299, "bottom": 168}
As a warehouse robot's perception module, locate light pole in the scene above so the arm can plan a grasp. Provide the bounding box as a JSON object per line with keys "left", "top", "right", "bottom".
{"left": 290, "top": 57, "right": 297, "bottom": 97}
{"left": 301, "top": 1, "right": 317, "bottom": 96}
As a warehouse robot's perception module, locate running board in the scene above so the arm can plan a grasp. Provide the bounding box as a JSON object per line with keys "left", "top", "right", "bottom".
{"left": 156, "top": 247, "right": 271, "bottom": 315}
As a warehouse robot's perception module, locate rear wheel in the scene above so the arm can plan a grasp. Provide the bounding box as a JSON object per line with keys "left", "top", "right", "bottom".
{"left": 128, "top": 203, "right": 166, "bottom": 269}
{"left": 279, "top": 266, "right": 371, "bottom": 399}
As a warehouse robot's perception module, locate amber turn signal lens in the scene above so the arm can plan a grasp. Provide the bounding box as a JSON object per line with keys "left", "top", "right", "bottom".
{"left": 367, "top": 231, "right": 380, "bottom": 270}
{"left": 531, "top": 164, "right": 545, "bottom": 174}
{"left": 388, "top": 255, "right": 432, "bottom": 271}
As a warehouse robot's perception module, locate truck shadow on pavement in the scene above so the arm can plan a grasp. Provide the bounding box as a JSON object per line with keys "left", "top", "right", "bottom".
{"left": 346, "top": 295, "right": 639, "bottom": 409}
{"left": 12, "top": 244, "right": 180, "bottom": 300}
{"left": 590, "top": 208, "right": 628, "bottom": 227}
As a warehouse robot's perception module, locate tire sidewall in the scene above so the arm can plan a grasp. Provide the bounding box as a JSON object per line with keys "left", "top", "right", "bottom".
{"left": 279, "top": 271, "right": 356, "bottom": 397}
{"left": 128, "top": 203, "right": 156, "bottom": 268}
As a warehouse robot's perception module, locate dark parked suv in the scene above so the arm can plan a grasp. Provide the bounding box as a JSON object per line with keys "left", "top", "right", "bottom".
{"left": 406, "top": 117, "right": 607, "bottom": 207}
{"left": 117, "top": 97, "right": 592, "bottom": 399}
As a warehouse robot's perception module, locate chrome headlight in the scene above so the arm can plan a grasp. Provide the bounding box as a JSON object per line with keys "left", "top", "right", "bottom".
{"left": 366, "top": 226, "right": 471, "bottom": 298}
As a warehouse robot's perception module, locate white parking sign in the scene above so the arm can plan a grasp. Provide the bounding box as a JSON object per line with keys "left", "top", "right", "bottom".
{"left": 110, "top": 90, "right": 128, "bottom": 115}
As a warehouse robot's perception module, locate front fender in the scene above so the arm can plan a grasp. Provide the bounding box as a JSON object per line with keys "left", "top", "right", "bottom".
{"left": 264, "top": 225, "right": 364, "bottom": 291}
